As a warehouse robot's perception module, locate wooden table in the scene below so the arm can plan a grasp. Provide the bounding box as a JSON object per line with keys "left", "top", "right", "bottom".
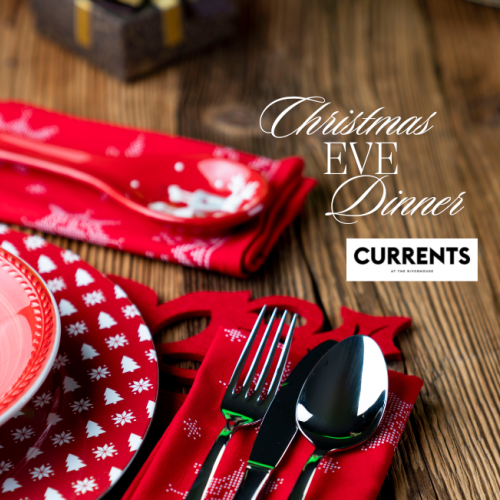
{"left": 2, "top": 0, "right": 500, "bottom": 497}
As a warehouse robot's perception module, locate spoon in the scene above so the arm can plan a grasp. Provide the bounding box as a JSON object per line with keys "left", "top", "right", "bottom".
{"left": 289, "top": 335, "right": 388, "bottom": 500}
{"left": 0, "top": 131, "right": 269, "bottom": 235}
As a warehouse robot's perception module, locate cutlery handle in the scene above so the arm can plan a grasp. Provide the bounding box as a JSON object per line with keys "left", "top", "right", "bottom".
{"left": 232, "top": 464, "right": 272, "bottom": 500}
{"left": 185, "top": 428, "right": 232, "bottom": 500}
{"left": 287, "top": 449, "right": 326, "bottom": 500}
{"left": 0, "top": 147, "right": 177, "bottom": 223}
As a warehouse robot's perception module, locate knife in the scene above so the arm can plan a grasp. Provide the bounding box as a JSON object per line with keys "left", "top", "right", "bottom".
{"left": 233, "top": 340, "right": 338, "bottom": 500}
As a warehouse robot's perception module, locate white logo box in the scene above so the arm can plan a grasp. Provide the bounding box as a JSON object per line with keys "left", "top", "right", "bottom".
{"left": 346, "top": 239, "right": 478, "bottom": 282}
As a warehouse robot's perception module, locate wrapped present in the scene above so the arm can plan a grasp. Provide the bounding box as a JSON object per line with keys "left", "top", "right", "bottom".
{"left": 29, "top": 0, "right": 239, "bottom": 80}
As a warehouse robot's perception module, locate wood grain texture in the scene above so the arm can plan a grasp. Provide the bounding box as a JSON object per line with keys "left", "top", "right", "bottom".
{"left": 1, "top": 0, "right": 500, "bottom": 498}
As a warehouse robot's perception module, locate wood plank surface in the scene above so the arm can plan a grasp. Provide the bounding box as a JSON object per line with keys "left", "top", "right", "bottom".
{"left": 2, "top": 0, "right": 500, "bottom": 498}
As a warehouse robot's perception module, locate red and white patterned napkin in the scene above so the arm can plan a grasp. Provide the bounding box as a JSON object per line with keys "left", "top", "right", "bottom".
{"left": 123, "top": 326, "right": 423, "bottom": 500}
{"left": 0, "top": 101, "right": 315, "bottom": 277}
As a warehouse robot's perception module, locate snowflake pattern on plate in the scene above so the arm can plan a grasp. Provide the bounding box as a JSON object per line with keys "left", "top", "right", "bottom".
{"left": 0, "top": 229, "right": 157, "bottom": 500}
{"left": 71, "top": 398, "right": 93, "bottom": 413}
{"left": 51, "top": 431, "right": 74, "bottom": 447}
{"left": 0, "top": 460, "right": 13, "bottom": 474}
{"left": 61, "top": 249, "right": 80, "bottom": 264}
{"left": 105, "top": 334, "right": 128, "bottom": 350}
{"left": 52, "top": 353, "right": 70, "bottom": 370}
{"left": 122, "top": 305, "right": 140, "bottom": 319}
{"left": 29, "top": 464, "right": 54, "bottom": 480}
{"left": 83, "top": 290, "right": 106, "bottom": 307}
{"left": 66, "top": 320, "right": 88, "bottom": 336}
{"left": 11, "top": 427, "right": 34, "bottom": 442}
{"left": 47, "top": 277, "right": 66, "bottom": 293}
{"left": 89, "top": 366, "right": 110, "bottom": 381}
{"left": 112, "top": 411, "right": 136, "bottom": 427}
{"left": 72, "top": 476, "right": 98, "bottom": 495}
{"left": 129, "top": 378, "right": 153, "bottom": 394}
{"left": 33, "top": 392, "right": 52, "bottom": 408}
{"left": 23, "top": 235, "right": 46, "bottom": 251}
{"left": 92, "top": 444, "right": 116, "bottom": 461}
{"left": 145, "top": 349, "right": 157, "bottom": 362}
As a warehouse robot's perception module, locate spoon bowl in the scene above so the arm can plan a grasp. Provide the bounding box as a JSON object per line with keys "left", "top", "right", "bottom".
{"left": 289, "top": 335, "right": 388, "bottom": 500}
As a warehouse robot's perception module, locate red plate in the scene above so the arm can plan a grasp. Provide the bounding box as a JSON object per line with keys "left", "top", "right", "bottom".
{"left": 0, "top": 228, "right": 158, "bottom": 499}
{"left": 0, "top": 247, "right": 60, "bottom": 427}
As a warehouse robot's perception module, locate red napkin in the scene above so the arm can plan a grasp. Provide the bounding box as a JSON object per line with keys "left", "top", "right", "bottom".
{"left": 123, "top": 326, "right": 423, "bottom": 500}
{"left": 0, "top": 101, "right": 315, "bottom": 277}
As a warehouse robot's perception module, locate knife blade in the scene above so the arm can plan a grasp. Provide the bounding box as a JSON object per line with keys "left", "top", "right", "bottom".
{"left": 233, "top": 340, "right": 338, "bottom": 500}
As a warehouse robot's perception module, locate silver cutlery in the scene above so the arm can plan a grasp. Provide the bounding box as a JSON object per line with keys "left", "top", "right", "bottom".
{"left": 288, "top": 335, "right": 388, "bottom": 500}
{"left": 233, "top": 340, "right": 338, "bottom": 500}
{"left": 185, "top": 305, "right": 297, "bottom": 500}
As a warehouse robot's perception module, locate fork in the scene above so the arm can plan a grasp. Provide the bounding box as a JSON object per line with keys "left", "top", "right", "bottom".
{"left": 185, "top": 305, "right": 297, "bottom": 500}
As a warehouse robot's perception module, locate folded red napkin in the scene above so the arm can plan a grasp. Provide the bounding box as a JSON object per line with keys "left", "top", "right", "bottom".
{"left": 123, "top": 326, "right": 423, "bottom": 500}
{"left": 0, "top": 101, "right": 315, "bottom": 277}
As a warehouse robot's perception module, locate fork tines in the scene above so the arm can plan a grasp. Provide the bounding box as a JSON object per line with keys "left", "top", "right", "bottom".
{"left": 228, "top": 305, "right": 297, "bottom": 404}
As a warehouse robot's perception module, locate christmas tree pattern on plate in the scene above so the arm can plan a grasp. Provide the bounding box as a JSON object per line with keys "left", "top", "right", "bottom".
{"left": 0, "top": 229, "right": 158, "bottom": 500}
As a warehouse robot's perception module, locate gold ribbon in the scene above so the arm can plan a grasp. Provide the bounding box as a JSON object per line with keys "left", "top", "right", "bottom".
{"left": 151, "top": 0, "right": 184, "bottom": 47}
{"left": 74, "top": 0, "right": 183, "bottom": 50}
{"left": 74, "top": 0, "right": 93, "bottom": 48}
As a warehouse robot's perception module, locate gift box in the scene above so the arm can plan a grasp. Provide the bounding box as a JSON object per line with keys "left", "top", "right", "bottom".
{"left": 29, "top": 0, "right": 239, "bottom": 80}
